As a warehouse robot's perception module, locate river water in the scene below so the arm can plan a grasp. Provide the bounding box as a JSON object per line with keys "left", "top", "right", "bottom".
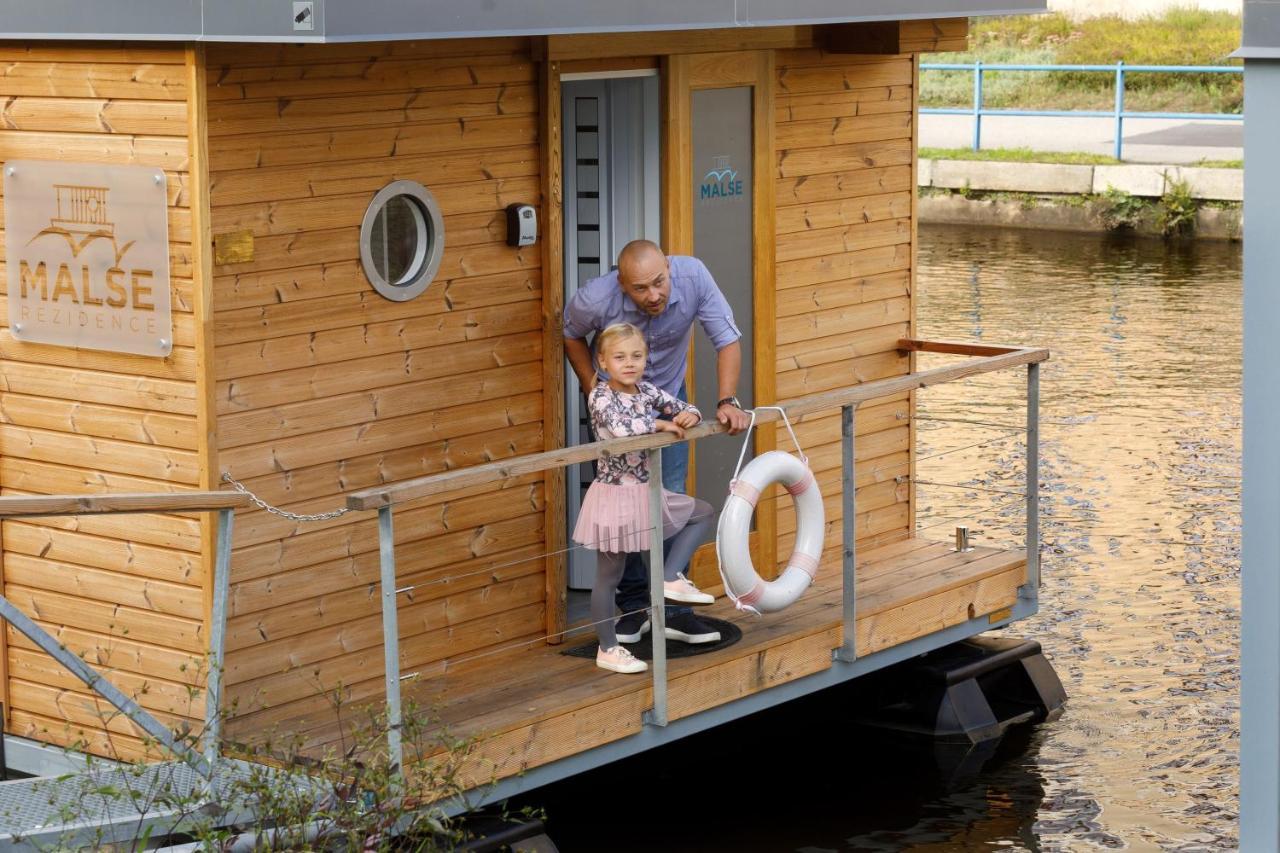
{"left": 520, "top": 226, "right": 1241, "bottom": 852}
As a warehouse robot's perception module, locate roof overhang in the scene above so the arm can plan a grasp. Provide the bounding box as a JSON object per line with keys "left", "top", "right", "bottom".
{"left": 1235, "top": 0, "right": 1280, "bottom": 59}
{"left": 0, "top": 0, "right": 1046, "bottom": 43}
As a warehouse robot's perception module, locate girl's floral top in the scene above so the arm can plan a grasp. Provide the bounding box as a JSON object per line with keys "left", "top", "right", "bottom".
{"left": 589, "top": 381, "right": 700, "bottom": 485}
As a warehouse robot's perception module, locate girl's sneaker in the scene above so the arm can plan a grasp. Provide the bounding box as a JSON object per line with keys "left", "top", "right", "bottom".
{"left": 663, "top": 572, "right": 715, "bottom": 605}
{"left": 596, "top": 645, "right": 647, "bottom": 674}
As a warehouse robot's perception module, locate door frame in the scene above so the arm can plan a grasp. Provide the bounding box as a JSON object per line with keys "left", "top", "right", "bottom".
{"left": 662, "top": 51, "right": 778, "bottom": 586}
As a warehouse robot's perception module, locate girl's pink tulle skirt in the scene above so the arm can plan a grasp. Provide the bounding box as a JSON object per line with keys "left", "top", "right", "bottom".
{"left": 572, "top": 481, "right": 695, "bottom": 553}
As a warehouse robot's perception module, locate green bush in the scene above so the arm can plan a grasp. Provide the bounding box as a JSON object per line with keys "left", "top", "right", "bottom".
{"left": 921, "top": 10, "right": 1243, "bottom": 114}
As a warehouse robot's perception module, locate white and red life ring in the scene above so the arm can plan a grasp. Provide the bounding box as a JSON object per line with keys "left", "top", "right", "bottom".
{"left": 716, "top": 450, "right": 824, "bottom": 614}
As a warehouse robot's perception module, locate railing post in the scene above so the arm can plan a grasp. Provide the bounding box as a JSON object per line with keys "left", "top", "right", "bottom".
{"left": 377, "top": 505, "right": 404, "bottom": 774}
{"left": 1023, "top": 362, "right": 1041, "bottom": 598}
{"left": 1114, "top": 60, "right": 1126, "bottom": 161}
{"left": 643, "top": 447, "right": 668, "bottom": 726}
{"left": 972, "top": 60, "right": 984, "bottom": 151}
{"left": 203, "top": 506, "right": 235, "bottom": 787}
{"left": 835, "top": 404, "right": 858, "bottom": 662}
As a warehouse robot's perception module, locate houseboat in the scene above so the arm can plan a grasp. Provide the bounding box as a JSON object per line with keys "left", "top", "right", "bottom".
{"left": 0, "top": 0, "right": 1061, "bottom": 842}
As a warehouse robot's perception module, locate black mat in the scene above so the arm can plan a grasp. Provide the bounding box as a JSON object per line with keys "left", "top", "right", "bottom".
{"left": 561, "top": 616, "right": 742, "bottom": 661}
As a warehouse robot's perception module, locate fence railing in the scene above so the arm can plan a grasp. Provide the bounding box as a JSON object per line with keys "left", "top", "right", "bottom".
{"left": 920, "top": 62, "right": 1243, "bottom": 161}
{"left": 0, "top": 492, "right": 249, "bottom": 784}
{"left": 0, "top": 339, "right": 1049, "bottom": 779}
{"left": 347, "top": 337, "right": 1049, "bottom": 771}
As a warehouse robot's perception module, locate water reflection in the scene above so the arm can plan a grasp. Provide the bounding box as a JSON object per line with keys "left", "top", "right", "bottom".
{"left": 519, "top": 227, "right": 1240, "bottom": 851}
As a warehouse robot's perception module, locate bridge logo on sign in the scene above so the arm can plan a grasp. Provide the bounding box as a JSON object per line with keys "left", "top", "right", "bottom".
{"left": 700, "top": 155, "right": 744, "bottom": 202}
{"left": 3, "top": 160, "right": 172, "bottom": 357}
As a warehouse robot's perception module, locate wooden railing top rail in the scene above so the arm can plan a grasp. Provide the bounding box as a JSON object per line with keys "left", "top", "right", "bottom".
{"left": 346, "top": 338, "right": 1049, "bottom": 511}
{"left": 0, "top": 492, "right": 251, "bottom": 518}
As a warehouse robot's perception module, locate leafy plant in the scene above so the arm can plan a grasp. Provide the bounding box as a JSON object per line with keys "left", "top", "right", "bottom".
{"left": 1157, "top": 176, "right": 1198, "bottom": 237}
{"left": 1096, "top": 186, "right": 1147, "bottom": 231}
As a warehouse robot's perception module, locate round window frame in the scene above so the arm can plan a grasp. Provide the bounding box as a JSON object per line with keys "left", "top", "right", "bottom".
{"left": 359, "top": 181, "right": 445, "bottom": 302}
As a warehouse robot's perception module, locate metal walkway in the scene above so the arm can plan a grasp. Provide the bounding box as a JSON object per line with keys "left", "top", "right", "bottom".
{"left": 0, "top": 758, "right": 321, "bottom": 850}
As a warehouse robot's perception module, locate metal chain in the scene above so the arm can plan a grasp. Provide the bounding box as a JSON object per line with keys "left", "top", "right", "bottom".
{"left": 221, "top": 472, "right": 352, "bottom": 522}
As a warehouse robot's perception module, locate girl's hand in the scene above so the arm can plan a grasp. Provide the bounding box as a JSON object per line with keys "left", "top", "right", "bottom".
{"left": 672, "top": 411, "right": 700, "bottom": 429}
{"left": 655, "top": 419, "right": 686, "bottom": 440}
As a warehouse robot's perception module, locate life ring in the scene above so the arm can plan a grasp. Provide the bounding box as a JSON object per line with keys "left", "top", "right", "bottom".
{"left": 716, "top": 450, "right": 824, "bottom": 614}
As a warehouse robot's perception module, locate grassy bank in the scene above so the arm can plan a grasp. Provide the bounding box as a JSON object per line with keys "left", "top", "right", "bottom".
{"left": 922, "top": 10, "right": 1243, "bottom": 115}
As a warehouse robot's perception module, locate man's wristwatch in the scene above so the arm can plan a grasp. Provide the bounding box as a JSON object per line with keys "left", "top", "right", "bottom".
{"left": 716, "top": 396, "right": 742, "bottom": 409}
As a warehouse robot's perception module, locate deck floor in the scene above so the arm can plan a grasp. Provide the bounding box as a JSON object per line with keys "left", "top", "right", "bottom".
{"left": 232, "top": 536, "right": 1025, "bottom": 785}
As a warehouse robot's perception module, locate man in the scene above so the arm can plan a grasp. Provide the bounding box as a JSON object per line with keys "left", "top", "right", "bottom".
{"left": 563, "top": 239, "right": 752, "bottom": 645}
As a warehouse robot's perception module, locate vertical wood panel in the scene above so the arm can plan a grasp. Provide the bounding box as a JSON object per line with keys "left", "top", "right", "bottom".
{"left": 207, "top": 38, "right": 548, "bottom": 729}
{"left": 540, "top": 56, "right": 567, "bottom": 644}
{"left": 0, "top": 42, "right": 204, "bottom": 757}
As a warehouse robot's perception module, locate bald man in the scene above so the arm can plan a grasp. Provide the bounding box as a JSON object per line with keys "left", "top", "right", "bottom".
{"left": 563, "top": 240, "right": 751, "bottom": 646}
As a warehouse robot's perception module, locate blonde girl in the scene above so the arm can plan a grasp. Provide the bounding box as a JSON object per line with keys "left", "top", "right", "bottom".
{"left": 572, "top": 323, "right": 717, "bottom": 674}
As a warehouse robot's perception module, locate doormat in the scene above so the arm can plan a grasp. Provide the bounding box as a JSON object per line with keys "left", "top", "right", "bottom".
{"left": 561, "top": 616, "right": 742, "bottom": 661}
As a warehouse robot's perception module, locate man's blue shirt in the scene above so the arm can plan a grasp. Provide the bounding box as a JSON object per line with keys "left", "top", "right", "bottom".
{"left": 562, "top": 255, "right": 741, "bottom": 396}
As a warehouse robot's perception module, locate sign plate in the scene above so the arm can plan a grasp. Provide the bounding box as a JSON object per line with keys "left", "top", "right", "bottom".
{"left": 4, "top": 160, "right": 172, "bottom": 357}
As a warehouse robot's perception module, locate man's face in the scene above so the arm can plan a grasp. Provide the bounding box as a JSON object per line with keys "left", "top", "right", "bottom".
{"left": 618, "top": 253, "right": 671, "bottom": 316}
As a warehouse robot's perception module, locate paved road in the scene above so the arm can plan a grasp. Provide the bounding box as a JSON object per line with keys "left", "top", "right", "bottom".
{"left": 920, "top": 113, "right": 1243, "bottom": 164}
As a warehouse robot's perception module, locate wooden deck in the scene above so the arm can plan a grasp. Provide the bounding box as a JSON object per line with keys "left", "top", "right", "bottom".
{"left": 231, "top": 535, "right": 1025, "bottom": 787}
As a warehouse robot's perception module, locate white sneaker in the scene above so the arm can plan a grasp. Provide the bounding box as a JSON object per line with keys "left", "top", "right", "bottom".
{"left": 663, "top": 573, "right": 715, "bottom": 606}
{"left": 596, "top": 645, "right": 648, "bottom": 674}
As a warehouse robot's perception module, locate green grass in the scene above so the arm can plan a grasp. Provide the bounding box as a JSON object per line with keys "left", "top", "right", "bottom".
{"left": 919, "top": 146, "right": 1120, "bottom": 165}
{"left": 1191, "top": 158, "right": 1244, "bottom": 169}
{"left": 921, "top": 10, "right": 1243, "bottom": 115}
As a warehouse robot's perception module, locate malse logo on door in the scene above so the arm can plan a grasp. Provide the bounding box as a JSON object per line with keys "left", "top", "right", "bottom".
{"left": 699, "top": 155, "right": 744, "bottom": 201}
{"left": 4, "top": 160, "right": 172, "bottom": 357}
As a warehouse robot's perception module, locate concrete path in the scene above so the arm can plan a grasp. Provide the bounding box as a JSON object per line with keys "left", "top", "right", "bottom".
{"left": 920, "top": 113, "right": 1243, "bottom": 164}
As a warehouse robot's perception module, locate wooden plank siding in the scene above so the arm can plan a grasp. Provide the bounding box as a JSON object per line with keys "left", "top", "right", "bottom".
{"left": 0, "top": 42, "right": 210, "bottom": 759}
{"left": 204, "top": 38, "right": 551, "bottom": 735}
{"left": 772, "top": 48, "right": 916, "bottom": 569}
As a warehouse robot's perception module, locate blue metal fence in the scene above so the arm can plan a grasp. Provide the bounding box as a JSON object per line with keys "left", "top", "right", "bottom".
{"left": 919, "top": 62, "right": 1243, "bottom": 161}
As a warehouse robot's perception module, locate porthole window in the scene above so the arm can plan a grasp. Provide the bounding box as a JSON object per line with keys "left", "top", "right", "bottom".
{"left": 360, "top": 181, "right": 445, "bottom": 302}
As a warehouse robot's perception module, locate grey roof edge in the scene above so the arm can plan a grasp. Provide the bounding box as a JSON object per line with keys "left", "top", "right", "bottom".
{"left": 1239, "top": 0, "right": 1280, "bottom": 54}
{"left": 0, "top": 1, "right": 1047, "bottom": 44}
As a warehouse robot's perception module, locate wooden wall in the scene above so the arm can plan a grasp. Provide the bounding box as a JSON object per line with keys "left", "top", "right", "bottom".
{"left": 202, "top": 38, "right": 549, "bottom": 735}
{"left": 0, "top": 43, "right": 208, "bottom": 760}
{"left": 771, "top": 49, "right": 917, "bottom": 569}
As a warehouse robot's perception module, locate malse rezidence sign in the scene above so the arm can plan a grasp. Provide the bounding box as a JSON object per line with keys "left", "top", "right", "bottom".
{"left": 4, "top": 160, "right": 172, "bottom": 357}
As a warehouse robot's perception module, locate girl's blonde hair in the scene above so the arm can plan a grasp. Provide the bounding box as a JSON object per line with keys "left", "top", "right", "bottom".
{"left": 595, "top": 322, "right": 646, "bottom": 358}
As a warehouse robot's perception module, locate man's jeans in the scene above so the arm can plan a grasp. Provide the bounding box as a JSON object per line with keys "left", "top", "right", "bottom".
{"left": 615, "top": 386, "right": 693, "bottom": 621}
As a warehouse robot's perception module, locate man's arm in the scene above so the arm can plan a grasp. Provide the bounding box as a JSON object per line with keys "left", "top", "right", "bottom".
{"left": 715, "top": 340, "right": 752, "bottom": 435}
{"left": 564, "top": 336, "right": 598, "bottom": 392}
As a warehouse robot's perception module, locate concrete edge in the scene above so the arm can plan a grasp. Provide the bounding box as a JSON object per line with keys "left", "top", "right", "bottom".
{"left": 918, "top": 192, "right": 1243, "bottom": 240}
{"left": 920, "top": 158, "right": 1243, "bottom": 202}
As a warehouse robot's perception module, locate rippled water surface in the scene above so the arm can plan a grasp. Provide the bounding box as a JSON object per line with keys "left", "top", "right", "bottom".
{"left": 519, "top": 226, "right": 1241, "bottom": 852}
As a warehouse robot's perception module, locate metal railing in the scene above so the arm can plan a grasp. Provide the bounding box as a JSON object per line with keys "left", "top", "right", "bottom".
{"left": 0, "top": 339, "right": 1048, "bottom": 779}
{"left": 920, "top": 62, "right": 1243, "bottom": 161}
{"left": 345, "top": 338, "right": 1049, "bottom": 771}
{"left": 0, "top": 492, "right": 249, "bottom": 785}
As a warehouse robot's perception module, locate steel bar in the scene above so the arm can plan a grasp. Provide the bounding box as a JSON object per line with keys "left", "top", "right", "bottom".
{"left": 835, "top": 404, "right": 858, "bottom": 662}
{"left": 1114, "top": 61, "right": 1126, "bottom": 160}
{"left": 1024, "top": 362, "right": 1041, "bottom": 596}
{"left": 0, "top": 595, "right": 208, "bottom": 776}
{"left": 644, "top": 448, "right": 668, "bottom": 726}
{"left": 972, "top": 60, "right": 983, "bottom": 151}
{"left": 203, "top": 507, "right": 235, "bottom": 785}
{"left": 377, "top": 505, "right": 404, "bottom": 774}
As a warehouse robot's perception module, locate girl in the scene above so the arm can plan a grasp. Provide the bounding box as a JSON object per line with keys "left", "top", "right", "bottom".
{"left": 573, "top": 323, "right": 718, "bottom": 674}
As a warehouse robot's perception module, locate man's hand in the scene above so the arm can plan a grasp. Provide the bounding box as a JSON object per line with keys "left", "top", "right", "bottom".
{"left": 718, "top": 403, "right": 751, "bottom": 435}
{"left": 672, "top": 410, "right": 700, "bottom": 429}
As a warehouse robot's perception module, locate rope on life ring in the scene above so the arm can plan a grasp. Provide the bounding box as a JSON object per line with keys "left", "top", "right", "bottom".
{"left": 715, "top": 408, "right": 825, "bottom": 615}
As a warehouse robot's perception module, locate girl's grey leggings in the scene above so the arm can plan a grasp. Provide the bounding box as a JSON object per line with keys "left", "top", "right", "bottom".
{"left": 592, "top": 498, "right": 715, "bottom": 650}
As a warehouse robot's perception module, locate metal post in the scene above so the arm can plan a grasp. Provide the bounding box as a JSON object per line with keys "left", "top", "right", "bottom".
{"left": 377, "top": 505, "right": 404, "bottom": 774}
{"left": 1114, "top": 61, "right": 1126, "bottom": 161}
{"left": 203, "top": 507, "right": 235, "bottom": 785}
{"left": 644, "top": 448, "right": 668, "bottom": 726}
{"left": 835, "top": 405, "right": 858, "bottom": 662}
{"left": 1023, "top": 362, "right": 1041, "bottom": 596}
{"left": 972, "top": 60, "right": 984, "bottom": 151}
